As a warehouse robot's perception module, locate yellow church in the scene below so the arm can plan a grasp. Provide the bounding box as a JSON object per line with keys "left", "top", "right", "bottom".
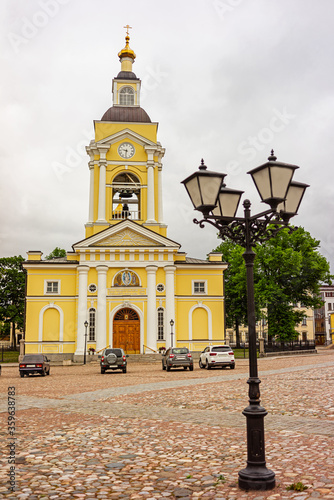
{"left": 23, "top": 31, "right": 227, "bottom": 360}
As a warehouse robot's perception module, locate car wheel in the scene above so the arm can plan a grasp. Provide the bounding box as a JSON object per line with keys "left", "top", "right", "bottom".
{"left": 162, "top": 361, "right": 166, "bottom": 371}
{"left": 101, "top": 368, "right": 105, "bottom": 374}
{"left": 47, "top": 369, "right": 50, "bottom": 375}
{"left": 205, "top": 361, "right": 211, "bottom": 370}
{"left": 41, "top": 371, "right": 46, "bottom": 377}
{"left": 199, "top": 359, "right": 205, "bottom": 369}
{"left": 230, "top": 364, "right": 235, "bottom": 369}
{"left": 166, "top": 365, "right": 171, "bottom": 372}
{"left": 20, "top": 372, "right": 24, "bottom": 378}
{"left": 122, "top": 367, "right": 127, "bottom": 373}
{"left": 189, "top": 365, "right": 194, "bottom": 371}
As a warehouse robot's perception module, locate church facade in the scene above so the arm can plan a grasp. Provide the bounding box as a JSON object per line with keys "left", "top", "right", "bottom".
{"left": 23, "top": 32, "right": 227, "bottom": 359}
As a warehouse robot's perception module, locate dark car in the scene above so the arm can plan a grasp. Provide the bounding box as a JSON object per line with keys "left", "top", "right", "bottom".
{"left": 162, "top": 347, "right": 194, "bottom": 371}
{"left": 100, "top": 348, "right": 127, "bottom": 374}
{"left": 19, "top": 354, "right": 50, "bottom": 377}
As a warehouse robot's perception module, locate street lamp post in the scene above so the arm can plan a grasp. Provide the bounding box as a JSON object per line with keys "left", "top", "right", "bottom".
{"left": 170, "top": 319, "right": 174, "bottom": 348}
{"left": 182, "top": 151, "right": 308, "bottom": 491}
{"left": 84, "top": 320, "right": 88, "bottom": 365}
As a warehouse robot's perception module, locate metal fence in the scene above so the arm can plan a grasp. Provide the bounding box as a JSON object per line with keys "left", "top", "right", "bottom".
{"left": 0, "top": 344, "right": 20, "bottom": 362}
{"left": 264, "top": 340, "right": 316, "bottom": 352}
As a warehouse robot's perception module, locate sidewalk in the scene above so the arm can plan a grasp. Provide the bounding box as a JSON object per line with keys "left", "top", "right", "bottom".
{"left": 0, "top": 351, "right": 333, "bottom": 499}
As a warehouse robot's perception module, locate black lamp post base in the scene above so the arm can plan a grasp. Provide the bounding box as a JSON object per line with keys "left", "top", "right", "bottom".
{"left": 238, "top": 467, "right": 275, "bottom": 491}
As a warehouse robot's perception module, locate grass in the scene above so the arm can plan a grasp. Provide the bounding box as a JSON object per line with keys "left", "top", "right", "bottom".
{"left": 286, "top": 482, "right": 308, "bottom": 491}
{"left": 0, "top": 351, "right": 19, "bottom": 363}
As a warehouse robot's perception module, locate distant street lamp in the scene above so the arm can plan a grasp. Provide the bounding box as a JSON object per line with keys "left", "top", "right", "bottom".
{"left": 84, "top": 320, "right": 89, "bottom": 365}
{"left": 182, "top": 151, "right": 308, "bottom": 491}
{"left": 170, "top": 319, "right": 174, "bottom": 348}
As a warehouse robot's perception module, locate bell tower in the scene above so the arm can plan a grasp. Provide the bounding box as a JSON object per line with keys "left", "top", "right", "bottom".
{"left": 85, "top": 27, "right": 166, "bottom": 238}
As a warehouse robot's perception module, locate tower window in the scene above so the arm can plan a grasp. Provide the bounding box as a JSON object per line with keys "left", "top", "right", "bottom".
{"left": 119, "top": 86, "right": 135, "bottom": 105}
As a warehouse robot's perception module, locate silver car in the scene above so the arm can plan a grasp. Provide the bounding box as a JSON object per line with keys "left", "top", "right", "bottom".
{"left": 199, "top": 345, "right": 235, "bottom": 369}
{"left": 162, "top": 347, "right": 194, "bottom": 371}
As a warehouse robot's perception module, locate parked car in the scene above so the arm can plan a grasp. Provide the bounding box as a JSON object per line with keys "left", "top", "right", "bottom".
{"left": 199, "top": 345, "right": 235, "bottom": 370}
{"left": 162, "top": 347, "right": 194, "bottom": 371}
{"left": 100, "top": 348, "right": 127, "bottom": 374}
{"left": 19, "top": 354, "right": 50, "bottom": 377}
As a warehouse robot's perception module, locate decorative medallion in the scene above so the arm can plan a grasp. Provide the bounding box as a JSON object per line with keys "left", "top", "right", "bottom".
{"left": 114, "top": 270, "right": 140, "bottom": 287}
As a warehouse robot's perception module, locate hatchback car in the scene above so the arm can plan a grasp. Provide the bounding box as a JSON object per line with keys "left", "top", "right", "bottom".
{"left": 19, "top": 354, "right": 50, "bottom": 377}
{"left": 162, "top": 347, "right": 194, "bottom": 371}
{"left": 199, "top": 345, "right": 235, "bottom": 369}
{"left": 100, "top": 348, "right": 127, "bottom": 374}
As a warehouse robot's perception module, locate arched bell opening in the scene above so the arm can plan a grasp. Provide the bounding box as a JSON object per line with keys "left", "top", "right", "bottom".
{"left": 111, "top": 172, "right": 141, "bottom": 221}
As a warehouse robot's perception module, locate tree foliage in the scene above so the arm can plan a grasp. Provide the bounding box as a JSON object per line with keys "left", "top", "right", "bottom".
{"left": 214, "top": 226, "right": 332, "bottom": 341}
{"left": 45, "top": 247, "right": 66, "bottom": 260}
{"left": 0, "top": 256, "right": 26, "bottom": 346}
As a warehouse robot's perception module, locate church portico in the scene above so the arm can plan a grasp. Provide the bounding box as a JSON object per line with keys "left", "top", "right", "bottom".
{"left": 23, "top": 30, "right": 227, "bottom": 360}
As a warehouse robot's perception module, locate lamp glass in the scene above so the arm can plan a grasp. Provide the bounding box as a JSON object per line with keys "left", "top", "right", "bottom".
{"left": 213, "top": 188, "right": 244, "bottom": 218}
{"left": 277, "top": 181, "right": 309, "bottom": 215}
{"left": 182, "top": 165, "right": 226, "bottom": 212}
{"left": 249, "top": 160, "right": 298, "bottom": 207}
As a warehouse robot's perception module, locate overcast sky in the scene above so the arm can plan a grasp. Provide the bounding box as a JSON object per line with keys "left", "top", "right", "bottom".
{"left": 1, "top": 0, "right": 333, "bottom": 272}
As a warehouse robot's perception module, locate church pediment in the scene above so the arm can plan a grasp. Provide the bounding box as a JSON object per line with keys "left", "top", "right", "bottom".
{"left": 92, "top": 228, "right": 160, "bottom": 247}
{"left": 96, "top": 128, "right": 156, "bottom": 148}
{"left": 73, "top": 220, "right": 180, "bottom": 250}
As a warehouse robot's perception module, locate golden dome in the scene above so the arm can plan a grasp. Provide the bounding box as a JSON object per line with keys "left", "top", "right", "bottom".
{"left": 118, "top": 34, "right": 136, "bottom": 62}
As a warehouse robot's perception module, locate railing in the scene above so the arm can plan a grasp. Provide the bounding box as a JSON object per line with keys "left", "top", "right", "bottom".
{"left": 264, "top": 340, "right": 316, "bottom": 352}
{"left": 143, "top": 345, "right": 159, "bottom": 354}
{"left": 112, "top": 209, "right": 140, "bottom": 220}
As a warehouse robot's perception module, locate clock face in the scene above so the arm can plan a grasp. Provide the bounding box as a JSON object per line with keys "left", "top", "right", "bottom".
{"left": 118, "top": 142, "right": 135, "bottom": 159}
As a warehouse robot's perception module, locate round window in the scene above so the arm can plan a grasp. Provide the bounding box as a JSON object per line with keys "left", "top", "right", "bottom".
{"left": 88, "top": 283, "right": 97, "bottom": 293}
{"left": 156, "top": 283, "right": 165, "bottom": 293}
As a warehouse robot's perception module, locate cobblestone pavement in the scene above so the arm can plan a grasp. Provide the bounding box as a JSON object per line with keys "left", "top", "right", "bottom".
{"left": 0, "top": 350, "right": 333, "bottom": 499}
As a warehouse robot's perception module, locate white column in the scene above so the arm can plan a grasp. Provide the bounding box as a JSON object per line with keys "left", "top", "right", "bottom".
{"left": 146, "top": 162, "right": 156, "bottom": 223}
{"left": 97, "top": 160, "right": 107, "bottom": 222}
{"left": 75, "top": 265, "right": 89, "bottom": 355}
{"left": 146, "top": 265, "right": 158, "bottom": 352}
{"left": 88, "top": 163, "right": 95, "bottom": 222}
{"left": 165, "top": 266, "right": 176, "bottom": 349}
{"left": 158, "top": 165, "right": 163, "bottom": 223}
{"left": 96, "top": 265, "right": 108, "bottom": 351}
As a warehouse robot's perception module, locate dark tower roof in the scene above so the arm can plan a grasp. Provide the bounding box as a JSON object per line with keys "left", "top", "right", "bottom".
{"left": 101, "top": 106, "right": 151, "bottom": 122}
{"left": 116, "top": 70, "right": 138, "bottom": 80}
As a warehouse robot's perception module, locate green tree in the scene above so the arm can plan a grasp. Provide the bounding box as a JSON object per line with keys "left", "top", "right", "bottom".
{"left": 45, "top": 247, "right": 66, "bottom": 260}
{"left": 0, "top": 256, "right": 26, "bottom": 348}
{"left": 215, "top": 240, "right": 255, "bottom": 347}
{"left": 214, "top": 227, "right": 332, "bottom": 342}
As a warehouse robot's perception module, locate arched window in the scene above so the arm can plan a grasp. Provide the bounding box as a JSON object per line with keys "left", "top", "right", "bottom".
{"left": 89, "top": 308, "right": 96, "bottom": 341}
{"left": 157, "top": 307, "right": 164, "bottom": 340}
{"left": 119, "top": 86, "right": 135, "bottom": 105}
{"left": 112, "top": 172, "right": 141, "bottom": 220}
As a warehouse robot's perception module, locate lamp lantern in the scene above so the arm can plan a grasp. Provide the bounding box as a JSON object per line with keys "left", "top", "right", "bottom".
{"left": 181, "top": 159, "right": 226, "bottom": 216}
{"left": 248, "top": 151, "right": 299, "bottom": 211}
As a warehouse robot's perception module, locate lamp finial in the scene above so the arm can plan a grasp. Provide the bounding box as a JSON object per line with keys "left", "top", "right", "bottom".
{"left": 268, "top": 150, "right": 277, "bottom": 161}
{"left": 199, "top": 159, "right": 207, "bottom": 170}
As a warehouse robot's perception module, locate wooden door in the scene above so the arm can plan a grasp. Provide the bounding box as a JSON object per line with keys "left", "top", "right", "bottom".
{"left": 113, "top": 308, "right": 140, "bottom": 353}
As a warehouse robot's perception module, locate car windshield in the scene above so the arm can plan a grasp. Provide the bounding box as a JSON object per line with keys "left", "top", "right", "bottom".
{"left": 212, "top": 346, "right": 231, "bottom": 352}
{"left": 172, "top": 348, "right": 189, "bottom": 354}
{"left": 22, "top": 355, "right": 45, "bottom": 362}
{"left": 105, "top": 349, "right": 122, "bottom": 357}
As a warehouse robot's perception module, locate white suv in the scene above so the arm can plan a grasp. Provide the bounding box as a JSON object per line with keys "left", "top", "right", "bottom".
{"left": 199, "top": 345, "right": 235, "bottom": 370}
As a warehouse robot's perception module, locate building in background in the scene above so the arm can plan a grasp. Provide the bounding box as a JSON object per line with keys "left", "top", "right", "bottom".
{"left": 314, "top": 285, "right": 334, "bottom": 345}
